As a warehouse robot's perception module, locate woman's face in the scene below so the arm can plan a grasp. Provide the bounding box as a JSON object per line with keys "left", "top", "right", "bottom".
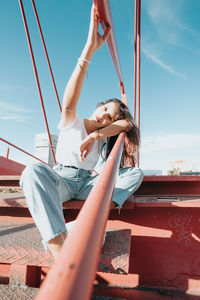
{"left": 90, "top": 102, "right": 120, "bottom": 127}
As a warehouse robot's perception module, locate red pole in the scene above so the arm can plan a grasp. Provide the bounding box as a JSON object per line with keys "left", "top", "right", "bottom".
{"left": 0, "top": 137, "right": 50, "bottom": 166}
{"left": 18, "top": 0, "right": 56, "bottom": 165}
{"left": 5, "top": 146, "right": 10, "bottom": 159}
{"left": 133, "top": 0, "right": 138, "bottom": 122}
{"left": 31, "top": 0, "right": 62, "bottom": 113}
{"left": 137, "top": 0, "right": 141, "bottom": 167}
{"left": 94, "top": 0, "right": 123, "bottom": 84}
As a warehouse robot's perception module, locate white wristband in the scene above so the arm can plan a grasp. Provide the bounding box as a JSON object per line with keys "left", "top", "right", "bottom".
{"left": 78, "top": 57, "right": 91, "bottom": 64}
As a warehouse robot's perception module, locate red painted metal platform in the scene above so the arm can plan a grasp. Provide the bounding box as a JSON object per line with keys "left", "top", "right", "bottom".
{"left": 0, "top": 157, "right": 25, "bottom": 176}
{"left": 1, "top": 175, "right": 200, "bottom": 299}
{"left": 0, "top": 221, "right": 131, "bottom": 273}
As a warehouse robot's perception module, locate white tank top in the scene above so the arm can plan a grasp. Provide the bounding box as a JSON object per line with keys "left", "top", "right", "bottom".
{"left": 56, "top": 114, "right": 106, "bottom": 170}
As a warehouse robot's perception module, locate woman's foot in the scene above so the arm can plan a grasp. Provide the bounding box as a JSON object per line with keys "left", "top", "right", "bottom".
{"left": 48, "top": 231, "right": 67, "bottom": 259}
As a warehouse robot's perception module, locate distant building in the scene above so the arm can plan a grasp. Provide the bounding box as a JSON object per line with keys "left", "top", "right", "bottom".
{"left": 180, "top": 171, "right": 200, "bottom": 176}
{"left": 35, "top": 133, "right": 58, "bottom": 166}
{"left": 167, "top": 160, "right": 200, "bottom": 175}
{"left": 142, "top": 169, "right": 162, "bottom": 176}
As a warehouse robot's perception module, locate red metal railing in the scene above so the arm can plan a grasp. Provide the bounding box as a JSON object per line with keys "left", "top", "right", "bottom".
{"left": 35, "top": 133, "right": 125, "bottom": 300}
{"left": 18, "top": 0, "right": 56, "bottom": 165}
{"left": 31, "top": 0, "right": 62, "bottom": 113}
{"left": 3, "top": 0, "right": 61, "bottom": 167}
{"left": 0, "top": 137, "right": 49, "bottom": 166}
{"left": 35, "top": 1, "right": 128, "bottom": 299}
{"left": 94, "top": 0, "right": 124, "bottom": 93}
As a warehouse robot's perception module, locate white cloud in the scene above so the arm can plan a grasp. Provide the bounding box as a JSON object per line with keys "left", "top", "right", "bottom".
{"left": 145, "top": 0, "right": 180, "bottom": 45}
{"left": 141, "top": 133, "right": 200, "bottom": 153}
{"left": 142, "top": 47, "right": 187, "bottom": 79}
{"left": 0, "top": 83, "right": 29, "bottom": 94}
{"left": 175, "top": 19, "right": 200, "bottom": 37}
{"left": 0, "top": 83, "right": 13, "bottom": 92}
{"left": 147, "top": 1, "right": 171, "bottom": 24}
{"left": 0, "top": 101, "right": 32, "bottom": 123}
{"left": 140, "top": 133, "right": 200, "bottom": 172}
{"left": 128, "top": 33, "right": 186, "bottom": 79}
{"left": 0, "top": 101, "right": 31, "bottom": 113}
{"left": 1, "top": 113, "right": 30, "bottom": 123}
{"left": 147, "top": 0, "right": 177, "bottom": 24}
{"left": 145, "top": 0, "right": 200, "bottom": 43}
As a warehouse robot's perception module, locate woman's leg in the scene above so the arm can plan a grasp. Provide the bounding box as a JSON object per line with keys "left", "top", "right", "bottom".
{"left": 20, "top": 162, "right": 73, "bottom": 258}
{"left": 112, "top": 167, "right": 144, "bottom": 208}
{"left": 77, "top": 167, "right": 143, "bottom": 209}
{"left": 47, "top": 232, "right": 67, "bottom": 259}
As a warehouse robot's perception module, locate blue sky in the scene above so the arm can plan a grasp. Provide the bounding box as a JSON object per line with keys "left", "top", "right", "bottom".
{"left": 0, "top": 0, "right": 200, "bottom": 172}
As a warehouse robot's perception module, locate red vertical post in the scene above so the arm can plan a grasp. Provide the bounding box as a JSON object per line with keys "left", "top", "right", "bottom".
{"left": 137, "top": 0, "right": 141, "bottom": 167}
{"left": 31, "top": 0, "right": 62, "bottom": 113}
{"left": 133, "top": 0, "right": 138, "bottom": 122}
{"left": 5, "top": 146, "right": 10, "bottom": 159}
{"left": 18, "top": 0, "right": 56, "bottom": 165}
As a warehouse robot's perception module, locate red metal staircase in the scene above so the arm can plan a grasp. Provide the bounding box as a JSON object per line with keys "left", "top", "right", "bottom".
{"left": 1, "top": 175, "right": 200, "bottom": 299}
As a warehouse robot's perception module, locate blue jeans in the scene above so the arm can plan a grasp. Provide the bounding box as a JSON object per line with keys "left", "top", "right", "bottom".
{"left": 20, "top": 162, "right": 143, "bottom": 245}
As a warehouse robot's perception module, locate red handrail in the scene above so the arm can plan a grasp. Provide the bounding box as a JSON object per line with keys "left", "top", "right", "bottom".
{"left": 0, "top": 137, "right": 49, "bottom": 166}
{"left": 18, "top": 0, "right": 56, "bottom": 165}
{"left": 35, "top": 1, "right": 128, "bottom": 299}
{"left": 35, "top": 132, "right": 125, "bottom": 300}
{"left": 31, "top": 0, "right": 62, "bottom": 113}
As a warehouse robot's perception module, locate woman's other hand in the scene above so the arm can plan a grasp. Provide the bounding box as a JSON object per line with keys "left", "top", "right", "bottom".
{"left": 80, "top": 131, "right": 98, "bottom": 161}
{"left": 86, "top": 4, "right": 111, "bottom": 52}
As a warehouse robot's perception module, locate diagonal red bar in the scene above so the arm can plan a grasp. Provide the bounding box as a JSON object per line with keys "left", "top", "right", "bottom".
{"left": 31, "top": 0, "right": 62, "bottom": 113}
{"left": 93, "top": 0, "right": 125, "bottom": 97}
{"left": 18, "top": 0, "right": 56, "bottom": 165}
{"left": 0, "top": 137, "right": 50, "bottom": 166}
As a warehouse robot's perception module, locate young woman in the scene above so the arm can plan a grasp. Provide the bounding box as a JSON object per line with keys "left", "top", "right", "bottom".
{"left": 20, "top": 5, "right": 143, "bottom": 259}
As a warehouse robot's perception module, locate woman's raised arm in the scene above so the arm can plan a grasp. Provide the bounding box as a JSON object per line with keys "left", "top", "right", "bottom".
{"left": 61, "top": 5, "right": 111, "bottom": 126}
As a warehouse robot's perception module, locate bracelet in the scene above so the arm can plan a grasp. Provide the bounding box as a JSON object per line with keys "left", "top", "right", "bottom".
{"left": 78, "top": 57, "right": 91, "bottom": 64}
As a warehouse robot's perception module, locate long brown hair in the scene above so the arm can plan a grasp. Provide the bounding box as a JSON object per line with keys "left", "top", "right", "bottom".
{"left": 100, "top": 98, "right": 140, "bottom": 167}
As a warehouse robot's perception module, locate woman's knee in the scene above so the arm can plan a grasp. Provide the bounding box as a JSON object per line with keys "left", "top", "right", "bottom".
{"left": 129, "top": 167, "right": 144, "bottom": 188}
{"left": 134, "top": 167, "right": 144, "bottom": 182}
{"left": 119, "top": 166, "right": 143, "bottom": 180}
{"left": 117, "top": 167, "right": 144, "bottom": 191}
{"left": 20, "top": 162, "right": 51, "bottom": 188}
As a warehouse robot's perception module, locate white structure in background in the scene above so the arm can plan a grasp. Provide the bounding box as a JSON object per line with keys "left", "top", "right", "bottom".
{"left": 35, "top": 133, "right": 58, "bottom": 166}
{"left": 165, "top": 160, "right": 200, "bottom": 175}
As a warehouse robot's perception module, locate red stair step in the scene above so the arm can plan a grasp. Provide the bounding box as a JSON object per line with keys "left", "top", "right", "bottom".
{"left": 100, "top": 228, "right": 131, "bottom": 274}
{"left": 0, "top": 221, "right": 131, "bottom": 286}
